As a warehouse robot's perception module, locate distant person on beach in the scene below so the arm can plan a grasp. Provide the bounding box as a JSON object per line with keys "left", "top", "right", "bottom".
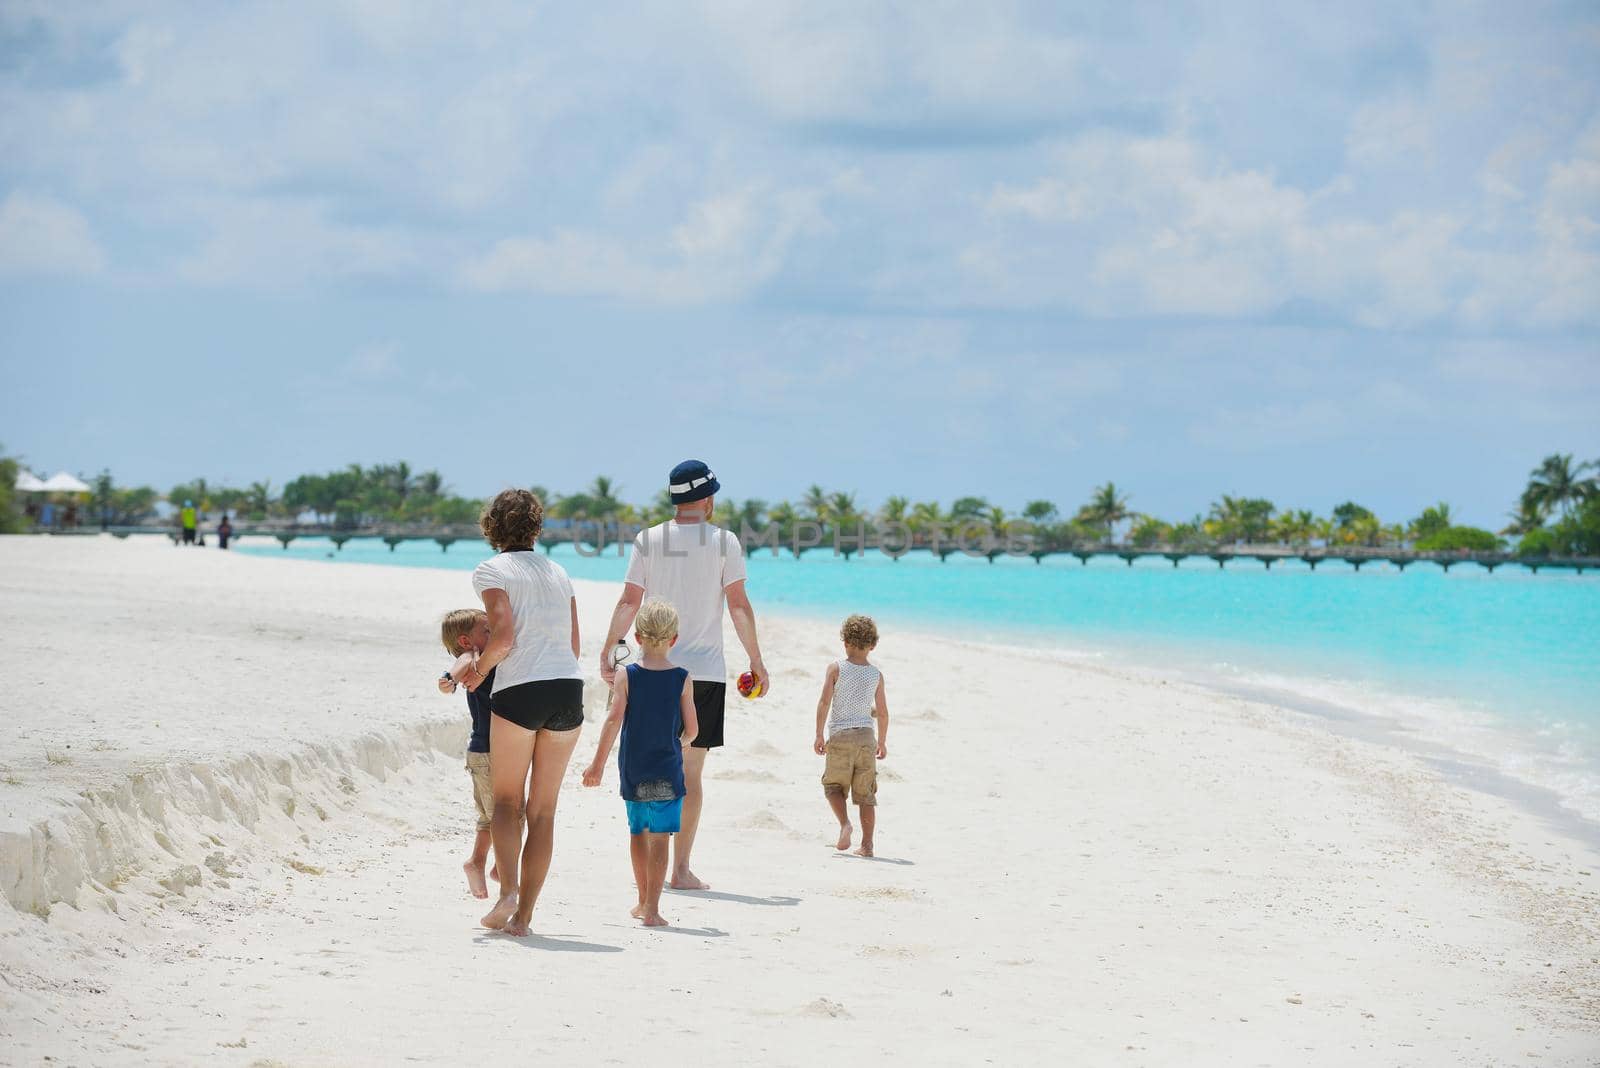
{"left": 813, "top": 614, "right": 889, "bottom": 857}
{"left": 600, "top": 459, "right": 768, "bottom": 891}
{"left": 217, "top": 514, "right": 233, "bottom": 550}
{"left": 436, "top": 607, "right": 513, "bottom": 900}
{"left": 180, "top": 500, "right": 197, "bottom": 545}
{"left": 460, "top": 489, "right": 584, "bottom": 937}
{"left": 582, "top": 599, "right": 698, "bottom": 927}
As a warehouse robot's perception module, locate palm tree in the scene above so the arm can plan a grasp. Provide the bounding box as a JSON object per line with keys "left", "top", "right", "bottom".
{"left": 768, "top": 501, "right": 798, "bottom": 544}
{"left": 736, "top": 498, "right": 768, "bottom": 532}
{"left": 1272, "top": 508, "right": 1316, "bottom": 547}
{"left": 1022, "top": 500, "right": 1058, "bottom": 526}
{"left": 1077, "top": 482, "right": 1131, "bottom": 542}
{"left": 414, "top": 471, "right": 445, "bottom": 500}
{"left": 1129, "top": 515, "right": 1171, "bottom": 547}
{"left": 878, "top": 496, "right": 909, "bottom": 526}
{"left": 949, "top": 496, "right": 990, "bottom": 521}
{"left": 827, "top": 491, "right": 860, "bottom": 527}
{"left": 1408, "top": 502, "right": 1452, "bottom": 543}
{"left": 1207, "top": 496, "right": 1276, "bottom": 544}
{"left": 1502, "top": 492, "right": 1546, "bottom": 537}
{"left": 587, "top": 476, "right": 623, "bottom": 517}
{"left": 907, "top": 501, "right": 945, "bottom": 546}
{"left": 244, "top": 480, "right": 273, "bottom": 518}
{"left": 802, "top": 485, "right": 830, "bottom": 524}
{"left": 986, "top": 504, "right": 1011, "bottom": 539}
{"left": 1526, "top": 454, "right": 1596, "bottom": 520}
{"left": 908, "top": 501, "right": 945, "bottom": 530}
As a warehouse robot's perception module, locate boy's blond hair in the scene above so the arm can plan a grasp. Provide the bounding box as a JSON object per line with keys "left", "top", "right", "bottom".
{"left": 440, "top": 608, "right": 486, "bottom": 654}
{"left": 634, "top": 598, "right": 680, "bottom": 650}
{"left": 840, "top": 614, "right": 878, "bottom": 650}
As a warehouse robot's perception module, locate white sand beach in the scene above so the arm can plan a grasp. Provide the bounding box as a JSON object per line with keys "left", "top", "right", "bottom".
{"left": 1, "top": 534, "right": 1597, "bottom": 1066}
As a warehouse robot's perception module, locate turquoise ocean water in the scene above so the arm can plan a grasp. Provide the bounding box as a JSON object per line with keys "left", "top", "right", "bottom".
{"left": 240, "top": 535, "right": 1600, "bottom": 828}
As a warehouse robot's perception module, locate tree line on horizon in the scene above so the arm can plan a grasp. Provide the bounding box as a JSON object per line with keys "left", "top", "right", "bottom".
{"left": 3, "top": 449, "right": 1598, "bottom": 558}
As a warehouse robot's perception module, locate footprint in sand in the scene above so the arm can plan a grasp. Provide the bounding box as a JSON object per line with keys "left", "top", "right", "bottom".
{"left": 859, "top": 944, "right": 927, "bottom": 960}
{"left": 833, "top": 886, "right": 922, "bottom": 902}
{"left": 735, "top": 809, "right": 793, "bottom": 832}
{"left": 712, "top": 768, "right": 782, "bottom": 783}
{"left": 878, "top": 767, "right": 904, "bottom": 783}
{"left": 743, "top": 740, "right": 784, "bottom": 759}
{"left": 799, "top": 998, "right": 852, "bottom": 1019}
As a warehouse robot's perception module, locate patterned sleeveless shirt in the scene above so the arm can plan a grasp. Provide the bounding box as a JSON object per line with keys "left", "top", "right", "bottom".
{"left": 828, "top": 660, "right": 880, "bottom": 734}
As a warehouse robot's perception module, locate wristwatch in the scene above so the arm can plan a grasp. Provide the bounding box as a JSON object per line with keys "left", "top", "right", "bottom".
{"left": 441, "top": 671, "right": 454, "bottom": 683}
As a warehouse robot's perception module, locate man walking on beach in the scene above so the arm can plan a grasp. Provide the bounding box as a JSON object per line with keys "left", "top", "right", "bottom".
{"left": 600, "top": 459, "right": 769, "bottom": 891}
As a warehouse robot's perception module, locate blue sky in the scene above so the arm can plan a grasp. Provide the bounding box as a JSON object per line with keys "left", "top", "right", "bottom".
{"left": 1, "top": 1, "right": 1596, "bottom": 527}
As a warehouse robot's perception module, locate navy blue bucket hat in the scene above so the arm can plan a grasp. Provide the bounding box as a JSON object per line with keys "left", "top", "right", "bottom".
{"left": 668, "top": 459, "right": 720, "bottom": 504}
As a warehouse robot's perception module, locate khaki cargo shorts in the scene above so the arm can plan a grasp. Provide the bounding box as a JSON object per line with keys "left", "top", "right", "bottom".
{"left": 466, "top": 752, "right": 494, "bottom": 831}
{"left": 821, "top": 727, "right": 877, "bottom": 806}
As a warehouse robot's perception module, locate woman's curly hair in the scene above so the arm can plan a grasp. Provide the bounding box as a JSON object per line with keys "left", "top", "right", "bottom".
{"left": 480, "top": 488, "right": 544, "bottom": 551}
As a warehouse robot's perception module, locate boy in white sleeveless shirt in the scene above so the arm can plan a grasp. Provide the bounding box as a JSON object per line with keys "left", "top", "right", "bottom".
{"left": 813, "top": 614, "right": 889, "bottom": 857}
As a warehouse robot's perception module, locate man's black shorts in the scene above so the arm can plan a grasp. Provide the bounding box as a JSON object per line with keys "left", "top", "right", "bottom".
{"left": 690, "top": 681, "right": 727, "bottom": 749}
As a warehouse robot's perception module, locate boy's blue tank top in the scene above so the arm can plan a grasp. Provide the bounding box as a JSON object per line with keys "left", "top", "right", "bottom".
{"left": 618, "top": 664, "right": 688, "bottom": 801}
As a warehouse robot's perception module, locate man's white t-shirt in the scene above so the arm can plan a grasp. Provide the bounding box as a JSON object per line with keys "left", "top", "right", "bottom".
{"left": 471, "top": 550, "right": 582, "bottom": 692}
{"left": 623, "top": 520, "right": 747, "bottom": 682}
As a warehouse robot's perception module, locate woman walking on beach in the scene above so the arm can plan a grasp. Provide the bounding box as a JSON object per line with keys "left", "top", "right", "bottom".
{"left": 457, "top": 489, "right": 585, "bottom": 936}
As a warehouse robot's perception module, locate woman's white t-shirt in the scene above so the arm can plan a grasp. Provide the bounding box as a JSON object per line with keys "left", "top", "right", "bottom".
{"left": 471, "top": 550, "right": 581, "bottom": 692}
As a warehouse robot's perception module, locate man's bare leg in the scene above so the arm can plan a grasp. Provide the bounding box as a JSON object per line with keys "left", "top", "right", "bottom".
{"left": 502, "top": 726, "right": 582, "bottom": 937}
{"left": 464, "top": 826, "right": 492, "bottom": 898}
{"left": 854, "top": 803, "right": 875, "bottom": 858}
{"left": 482, "top": 718, "right": 535, "bottom": 929}
{"left": 629, "top": 832, "right": 648, "bottom": 918}
{"left": 825, "top": 789, "right": 851, "bottom": 850}
{"left": 642, "top": 833, "right": 670, "bottom": 926}
{"left": 670, "top": 747, "right": 710, "bottom": 889}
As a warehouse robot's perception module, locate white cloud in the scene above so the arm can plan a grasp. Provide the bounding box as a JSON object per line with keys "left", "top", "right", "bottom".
{"left": 175, "top": 197, "right": 420, "bottom": 287}
{"left": 348, "top": 342, "right": 399, "bottom": 380}
{"left": 0, "top": 191, "right": 106, "bottom": 276}
{"left": 460, "top": 185, "right": 827, "bottom": 302}
{"left": 966, "top": 128, "right": 1600, "bottom": 330}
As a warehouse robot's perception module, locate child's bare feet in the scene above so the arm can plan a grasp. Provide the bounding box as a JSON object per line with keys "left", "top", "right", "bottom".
{"left": 481, "top": 893, "right": 517, "bottom": 930}
{"left": 464, "top": 860, "right": 488, "bottom": 899}
{"left": 834, "top": 822, "right": 852, "bottom": 851}
{"left": 642, "top": 912, "right": 669, "bottom": 927}
{"left": 669, "top": 870, "right": 709, "bottom": 890}
{"left": 501, "top": 914, "right": 531, "bottom": 937}
{"left": 853, "top": 842, "right": 874, "bottom": 858}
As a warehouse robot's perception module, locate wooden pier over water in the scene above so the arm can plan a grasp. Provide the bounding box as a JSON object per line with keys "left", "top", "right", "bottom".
{"left": 98, "top": 523, "right": 1600, "bottom": 575}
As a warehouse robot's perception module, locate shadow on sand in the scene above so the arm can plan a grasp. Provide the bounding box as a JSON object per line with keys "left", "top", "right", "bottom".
{"left": 664, "top": 888, "right": 801, "bottom": 907}
{"left": 651, "top": 925, "right": 729, "bottom": 938}
{"left": 472, "top": 932, "right": 624, "bottom": 953}
{"left": 830, "top": 852, "right": 915, "bottom": 866}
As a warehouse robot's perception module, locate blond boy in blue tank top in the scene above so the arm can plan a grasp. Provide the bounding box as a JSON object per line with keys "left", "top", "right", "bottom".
{"left": 813, "top": 614, "right": 889, "bottom": 857}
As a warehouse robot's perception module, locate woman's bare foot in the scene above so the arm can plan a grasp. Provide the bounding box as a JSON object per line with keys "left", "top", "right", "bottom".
{"left": 642, "top": 912, "right": 669, "bottom": 927}
{"left": 464, "top": 860, "right": 489, "bottom": 899}
{"left": 481, "top": 893, "right": 517, "bottom": 930}
{"left": 630, "top": 903, "right": 645, "bottom": 919}
{"left": 834, "top": 822, "right": 852, "bottom": 851}
{"left": 501, "top": 914, "right": 531, "bottom": 937}
{"left": 853, "top": 842, "right": 874, "bottom": 858}
{"left": 489, "top": 863, "right": 498, "bottom": 882}
{"left": 669, "top": 870, "right": 709, "bottom": 891}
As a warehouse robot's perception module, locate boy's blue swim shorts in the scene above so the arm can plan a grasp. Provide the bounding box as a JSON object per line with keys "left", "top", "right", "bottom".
{"left": 625, "top": 797, "right": 683, "bottom": 835}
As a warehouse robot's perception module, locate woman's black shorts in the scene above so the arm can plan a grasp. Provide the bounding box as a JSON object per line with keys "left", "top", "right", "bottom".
{"left": 491, "top": 678, "right": 584, "bottom": 733}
